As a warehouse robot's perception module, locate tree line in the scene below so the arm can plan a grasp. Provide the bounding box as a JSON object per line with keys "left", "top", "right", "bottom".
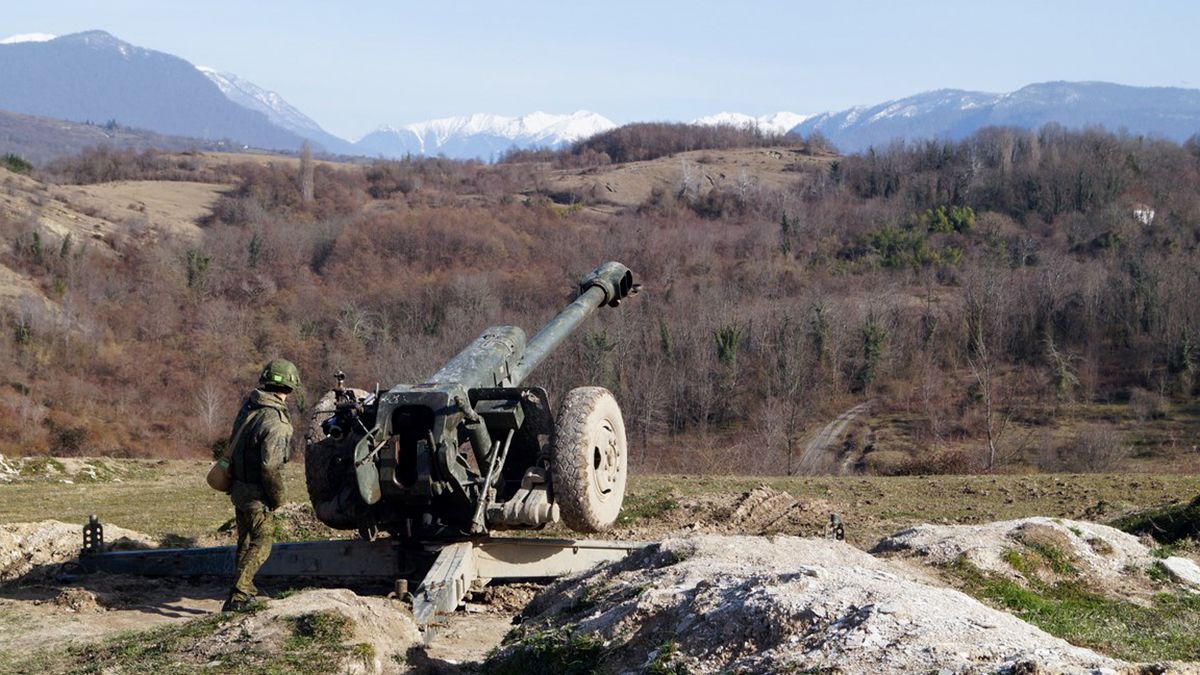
{"left": 2, "top": 123, "right": 1199, "bottom": 474}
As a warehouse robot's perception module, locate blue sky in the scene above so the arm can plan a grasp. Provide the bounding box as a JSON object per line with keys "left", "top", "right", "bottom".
{"left": 4, "top": 1, "right": 1197, "bottom": 140}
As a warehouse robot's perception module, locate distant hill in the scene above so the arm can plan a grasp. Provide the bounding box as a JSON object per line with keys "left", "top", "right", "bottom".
{"left": 0, "top": 31, "right": 309, "bottom": 152}
{"left": 794, "top": 82, "right": 1200, "bottom": 153}
{"left": 0, "top": 108, "right": 233, "bottom": 165}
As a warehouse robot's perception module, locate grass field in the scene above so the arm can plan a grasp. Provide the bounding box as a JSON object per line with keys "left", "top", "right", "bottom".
{"left": 1, "top": 458, "right": 1197, "bottom": 548}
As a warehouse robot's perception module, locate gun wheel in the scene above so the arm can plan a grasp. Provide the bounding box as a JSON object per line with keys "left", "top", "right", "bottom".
{"left": 304, "top": 436, "right": 346, "bottom": 505}
{"left": 552, "top": 386, "right": 627, "bottom": 533}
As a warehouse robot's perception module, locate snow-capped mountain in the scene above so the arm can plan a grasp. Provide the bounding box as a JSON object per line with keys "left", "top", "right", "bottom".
{"left": 794, "top": 82, "right": 1200, "bottom": 153}
{"left": 196, "top": 66, "right": 352, "bottom": 154}
{"left": 692, "top": 111, "right": 810, "bottom": 135}
{"left": 0, "top": 30, "right": 309, "bottom": 151}
{"left": 197, "top": 66, "right": 323, "bottom": 135}
{"left": 355, "top": 111, "right": 616, "bottom": 160}
{"left": 6, "top": 29, "right": 1200, "bottom": 163}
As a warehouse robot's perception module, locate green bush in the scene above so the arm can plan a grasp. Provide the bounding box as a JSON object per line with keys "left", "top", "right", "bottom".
{"left": 913, "top": 205, "right": 975, "bottom": 233}
{"left": 1111, "top": 497, "right": 1200, "bottom": 544}
{"left": 485, "top": 628, "right": 606, "bottom": 675}
{"left": 2, "top": 154, "right": 33, "bottom": 174}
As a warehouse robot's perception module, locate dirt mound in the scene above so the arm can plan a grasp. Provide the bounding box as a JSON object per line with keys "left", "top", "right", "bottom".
{"left": 273, "top": 502, "right": 344, "bottom": 541}
{"left": 4, "top": 587, "right": 422, "bottom": 674}
{"left": 495, "top": 534, "right": 1128, "bottom": 674}
{"left": 717, "top": 485, "right": 831, "bottom": 535}
{"left": 45, "top": 586, "right": 104, "bottom": 613}
{"left": 608, "top": 485, "right": 833, "bottom": 541}
{"left": 874, "top": 517, "right": 1153, "bottom": 591}
{"left": 193, "top": 589, "right": 419, "bottom": 674}
{"left": 0, "top": 520, "right": 154, "bottom": 581}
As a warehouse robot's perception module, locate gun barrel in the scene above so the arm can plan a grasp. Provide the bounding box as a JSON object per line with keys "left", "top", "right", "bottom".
{"left": 510, "top": 261, "right": 635, "bottom": 384}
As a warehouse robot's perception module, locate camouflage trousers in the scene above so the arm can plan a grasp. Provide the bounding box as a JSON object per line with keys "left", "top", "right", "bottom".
{"left": 230, "top": 502, "right": 274, "bottom": 602}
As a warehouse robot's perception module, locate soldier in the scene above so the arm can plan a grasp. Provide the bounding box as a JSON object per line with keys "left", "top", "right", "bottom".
{"left": 221, "top": 358, "right": 300, "bottom": 612}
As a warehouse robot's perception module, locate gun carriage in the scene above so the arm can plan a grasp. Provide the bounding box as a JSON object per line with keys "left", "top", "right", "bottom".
{"left": 304, "top": 261, "right": 638, "bottom": 540}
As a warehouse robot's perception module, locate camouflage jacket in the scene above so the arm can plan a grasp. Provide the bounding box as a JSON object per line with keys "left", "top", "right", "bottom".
{"left": 229, "top": 388, "right": 292, "bottom": 510}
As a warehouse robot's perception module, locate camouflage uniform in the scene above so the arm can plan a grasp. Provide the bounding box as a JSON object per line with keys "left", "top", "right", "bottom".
{"left": 226, "top": 388, "right": 292, "bottom": 604}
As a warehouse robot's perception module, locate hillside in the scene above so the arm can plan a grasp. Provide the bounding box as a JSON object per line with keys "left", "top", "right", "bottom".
{"left": 1, "top": 126, "right": 1200, "bottom": 479}
{"left": 0, "top": 109, "right": 240, "bottom": 164}
{"left": 538, "top": 145, "right": 832, "bottom": 213}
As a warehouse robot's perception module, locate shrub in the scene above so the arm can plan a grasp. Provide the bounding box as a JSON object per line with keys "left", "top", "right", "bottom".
{"left": 1129, "top": 388, "right": 1168, "bottom": 421}
{"left": 42, "top": 146, "right": 230, "bottom": 184}
{"left": 2, "top": 153, "right": 33, "bottom": 174}
{"left": 1050, "top": 425, "right": 1129, "bottom": 473}
{"left": 879, "top": 449, "right": 980, "bottom": 475}
{"left": 863, "top": 449, "right": 913, "bottom": 475}
{"left": 1111, "top": 496, "right": 1200, "bottom": 544}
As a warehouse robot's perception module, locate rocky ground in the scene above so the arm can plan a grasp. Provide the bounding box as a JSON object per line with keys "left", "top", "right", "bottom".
{"left": 502, "top": 535, "right": 1129, "bottom": 673}
{"left": 2, "top": 465, "right": 1200, "bottom": 674}
{"left": 1, "top": 509, "right": 1198, "bottom": 674}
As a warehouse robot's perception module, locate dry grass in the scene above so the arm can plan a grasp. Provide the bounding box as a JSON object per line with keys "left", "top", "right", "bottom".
{"left": 540, "top": 146, "right": 831, "bottom": 212}
{"left": 1, "top": 458, "right": 1195, "bottom": 549}
{"left": 68, "top": 180, "right": 228, "bottom": 240}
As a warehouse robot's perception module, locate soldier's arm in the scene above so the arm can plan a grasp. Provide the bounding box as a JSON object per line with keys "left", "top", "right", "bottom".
{"left": 260, "top": 422, "right": 292, "bottom": 510}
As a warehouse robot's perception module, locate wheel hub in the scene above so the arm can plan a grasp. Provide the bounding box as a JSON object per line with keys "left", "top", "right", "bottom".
{"left": 591, "top": 421, "right": 621, "bottom": 498}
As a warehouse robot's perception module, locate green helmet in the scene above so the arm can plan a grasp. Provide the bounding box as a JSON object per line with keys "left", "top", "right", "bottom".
{"left": 258, "top": 358, "right": 301, "bottom": 391}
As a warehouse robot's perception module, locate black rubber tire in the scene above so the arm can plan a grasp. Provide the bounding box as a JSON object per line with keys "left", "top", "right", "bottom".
{"left": 304, "top": 388, "right": 371, "bottom": 531}
{"left": 304, "top": 436, "right": 349, "bottom": 505}
{"left": 551, "top": 386, "right": 628, "bottom": 533}
{"left": 304, "top": 434, "right": 367, "bottom": 530}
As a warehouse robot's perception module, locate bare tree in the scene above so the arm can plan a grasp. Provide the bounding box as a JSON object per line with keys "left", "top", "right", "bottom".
{"left": 194, "top": 380, "right": 226, "bottom": 441}
{"left": 964, "top": 271, "right": 1011, "bottom": 471}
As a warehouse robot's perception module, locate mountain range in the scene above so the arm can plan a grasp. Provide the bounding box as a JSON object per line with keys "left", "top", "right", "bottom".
{"left": 690, "top": 112, "right": 810, "bottom": 135}
{"left": 796, "top": 82, "right": 1200, "bottom": 153}
{"left": 355, "top": 111, "right": 618, "bottom": 160}
{"left": 1, "top": 30, "right": 1199, "bottom": 161}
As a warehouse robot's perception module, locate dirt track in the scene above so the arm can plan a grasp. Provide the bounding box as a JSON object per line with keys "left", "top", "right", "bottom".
{"left": 796, "top": 401, "right": 873, "bottom": 474}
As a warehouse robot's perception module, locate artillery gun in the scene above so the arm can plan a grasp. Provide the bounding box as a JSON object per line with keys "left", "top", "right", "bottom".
{"left": 305, "top": 262, "right": 638, "bottom": 540}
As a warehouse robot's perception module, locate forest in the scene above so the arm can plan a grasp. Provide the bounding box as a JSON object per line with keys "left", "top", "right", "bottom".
{"left": 3, "top": 124, "right": 1199, "bottom": 475}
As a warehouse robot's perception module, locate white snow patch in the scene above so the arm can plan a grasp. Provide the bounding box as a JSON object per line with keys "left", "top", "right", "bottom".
{"left": 361, "top": 110, "right": 616, "bottom": 157}
{"left": 0, "top": 33, "right": 57, "bottom": 44}
{"left": 693, "top": 111, "right": 810, "bottom": 134}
